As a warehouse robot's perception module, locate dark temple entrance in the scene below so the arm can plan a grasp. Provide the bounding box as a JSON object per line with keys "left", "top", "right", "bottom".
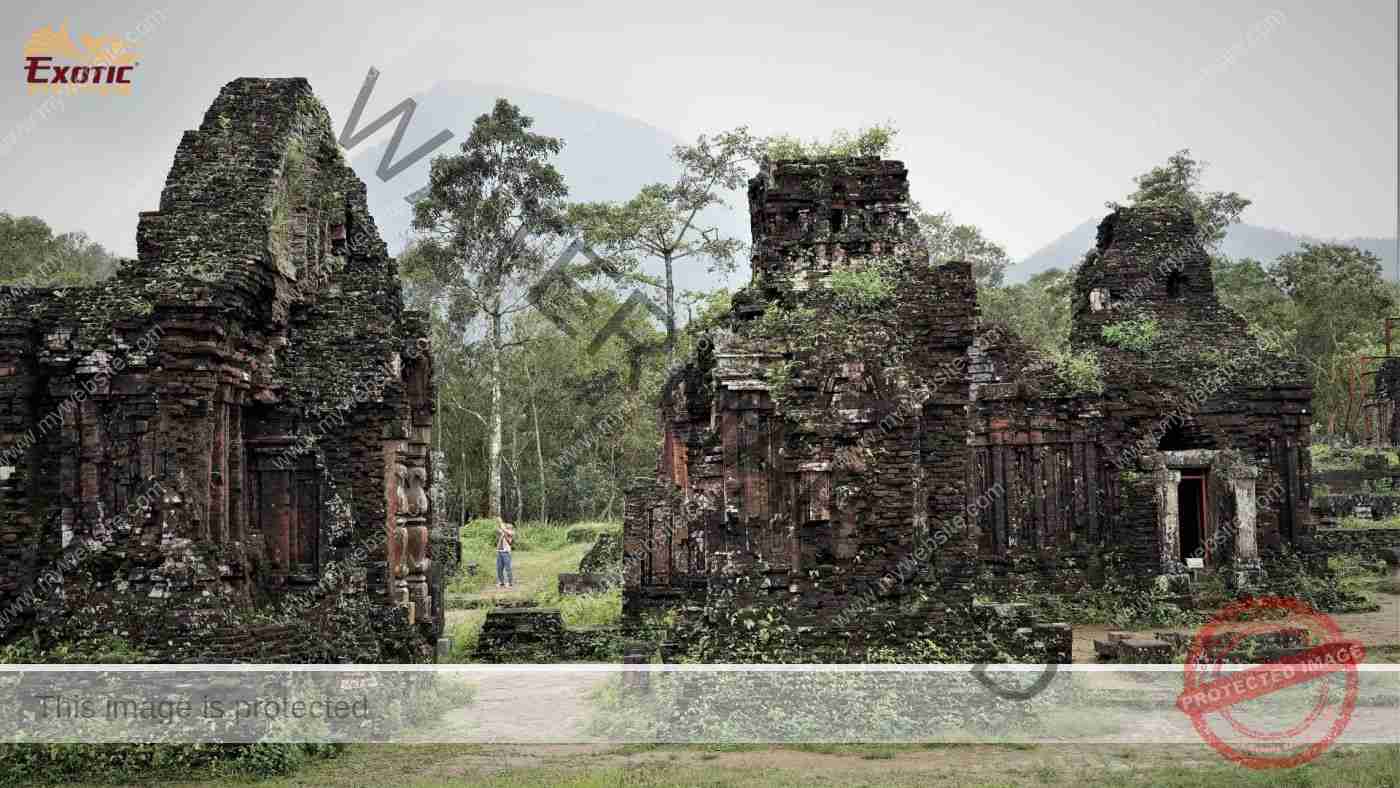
{"left": 1178, "top": 471, "right": 1207, "bottom": 563}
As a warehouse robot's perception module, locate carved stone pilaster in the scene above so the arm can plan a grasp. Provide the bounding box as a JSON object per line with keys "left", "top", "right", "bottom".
{"left": 390, "top": 462, "right": 411, "bottom": 614}
{"left": 394, "top": 444, "right": 433, "bottom": 623}
{"left": 404, "top": 516, "right": 430, "bottom": 623}
{"left": 1228, "top": 464, "right": 1265, "bottom": 590}
{"left": 1153, "top": 465, "right": 1183, "bottom": 576}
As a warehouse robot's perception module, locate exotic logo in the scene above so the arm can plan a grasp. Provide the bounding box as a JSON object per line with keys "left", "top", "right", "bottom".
{"left": 23, "top": 21, "right": 138, "bottom": 95}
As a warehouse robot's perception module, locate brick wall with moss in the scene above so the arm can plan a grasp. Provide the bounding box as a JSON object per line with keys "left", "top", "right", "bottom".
{"left": 965, "top": 206, "right": 1313, "bottom": 591}
{"left": 0, "top": 78, "right": 451, "bottom": 662}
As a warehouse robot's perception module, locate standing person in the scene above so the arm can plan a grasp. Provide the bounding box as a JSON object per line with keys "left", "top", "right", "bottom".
{"left": 495, "top": 521, "right": 515, "bottom": 589}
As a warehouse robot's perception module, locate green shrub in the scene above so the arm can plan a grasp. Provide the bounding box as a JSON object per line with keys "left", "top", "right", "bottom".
{"left": 1260, "top": 549, "right": 1379, "bottom": 613}
{"left": 565, "top": 521, "right": 622, "bottom": 543}
{"left": 1101, "top": 316, "right": 1159, "bottom": 352}
{"left": 765, "top": 124, "right": 898, "bottom": 160}
{"left": 1339, "top": 515, "right": 1400, "bottom": 529}
{"left": 1310, "top": 443, "right": 1400, "bottom": 471}
{"left": 531, "top": 587, "right": 623, "bottom": 628}
{"left": 566, "top": 525, "right": 602, "bottom": 543}
{"left": 828, "top": 265, "right": 894, "bottom": 311}
{"left": 0, "top": 741, "right": 346, "bottom": 784}
{"left": 1048, "top": 348, "right": 1105, "bottom": 395}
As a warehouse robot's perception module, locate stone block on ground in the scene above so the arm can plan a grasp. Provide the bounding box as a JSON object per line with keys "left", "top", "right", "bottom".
{"left": 1117, "top": 638, "right": 1175, "bottom": 663}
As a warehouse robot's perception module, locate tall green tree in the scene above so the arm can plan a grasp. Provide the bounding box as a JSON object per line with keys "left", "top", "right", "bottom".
{"left": 1213, "top": 256, "right": 1292, "bottom": 328}
{"left": 420, "top": 286, "right": 664, "bottom": 525}
{"left": 1, "top": 212, "right": 117, "bottom": 286}
{"left": 916, "top": 210, "right": 1012, "bottom": 289}
{"left": 1269, "top": 243, "right": 1395, "bottom": 436}
{"left": 568, "top": 127, "right": 764, "bottom": 363}
{"left": 979, "top": 267, "right": 1073, "bottom": 353}
{"left": 407, "top": 99, "right": 570, "bottom": 519}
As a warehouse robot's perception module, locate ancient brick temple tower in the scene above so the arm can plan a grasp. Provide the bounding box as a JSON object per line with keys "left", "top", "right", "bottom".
{"left": 0, "top": 78, "right": 454, "bottom": 662}
{"left": 625, "top": 158, "right": 980, "bottom": 626}
{"left": 625, "top": 157, "right": 1315, "bottom": 645}
{"left": 970, "top": 205, "right": 1314, "bottom": 590}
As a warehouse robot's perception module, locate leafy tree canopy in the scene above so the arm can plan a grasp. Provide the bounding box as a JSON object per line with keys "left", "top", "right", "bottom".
{"left": 1, "top": 212, "right": 117, "bottom": 287}
{"left": 916, "top": 210, "right": 1012, "bottom": 289}
{"left": 567, "top": 126, "right": 764, "bottom": 361}
{"left": 1113, "top": 148, "right": 1250, "bottom": 247}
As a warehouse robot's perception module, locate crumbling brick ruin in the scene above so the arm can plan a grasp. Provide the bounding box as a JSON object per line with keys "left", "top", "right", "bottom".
{"left": 1373, "top": 358, "right": 1400, "bottom": 445}
{"left": 624, "top": 157, "right": 1314, "bottom": 655}
{"left": 0, "top": 78, "right": 454, "bottom": 662}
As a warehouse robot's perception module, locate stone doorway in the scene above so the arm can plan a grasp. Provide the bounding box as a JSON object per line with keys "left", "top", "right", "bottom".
{"left": 1147, "top": 450, "right": 1264, "bottom": 587}
{"left": 1177, "top": 470, "right": 1207, "bottom": 564}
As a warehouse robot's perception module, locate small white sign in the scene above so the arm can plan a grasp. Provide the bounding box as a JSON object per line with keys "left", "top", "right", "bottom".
{"left": 1186, "top": 557, "right": 1205, "bottom": 569}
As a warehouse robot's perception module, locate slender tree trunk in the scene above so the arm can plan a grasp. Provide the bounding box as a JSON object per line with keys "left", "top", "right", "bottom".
{"left": 603, "top": 442, "right": 617, "bottom": 520}
{"left": 488, "top": 302, "right": 503, "bottom": 519}
{"left": 510, "top": 419, "right": 523, "bottom": 523}
{"left": 523, "top": 357, "right": 548, "bottom": 523}
{"left": 663, "top": 252, "right": 676, "bottom": 364}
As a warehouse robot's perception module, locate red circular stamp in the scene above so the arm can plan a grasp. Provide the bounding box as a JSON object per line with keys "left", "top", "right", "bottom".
{"left": 1175, "top": 596, "right": 1364, "bottom": 769}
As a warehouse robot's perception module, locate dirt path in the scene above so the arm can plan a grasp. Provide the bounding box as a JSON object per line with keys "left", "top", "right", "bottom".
{"left": 141, "top": 740, "right": 1398, "bottom": 787}
{"left": 417, "top": 670, "right": 613, "bottom": 743}
{"left": 1072, "top": 593, "right": 1400, "bottom": 663}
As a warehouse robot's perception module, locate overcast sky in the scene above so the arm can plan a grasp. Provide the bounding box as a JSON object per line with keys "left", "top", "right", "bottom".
{"left": 2, "top": 0, "right": 1394, "bottom": 262}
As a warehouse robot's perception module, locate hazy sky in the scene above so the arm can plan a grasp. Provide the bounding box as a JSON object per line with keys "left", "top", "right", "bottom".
{"left": 2, "top": 0, "right": 1394, "bottom": 262}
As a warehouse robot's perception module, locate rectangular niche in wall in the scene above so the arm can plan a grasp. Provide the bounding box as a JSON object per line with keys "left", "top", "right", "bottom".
{"left": 248, "top": 438, "right": 322, "bottom": 585}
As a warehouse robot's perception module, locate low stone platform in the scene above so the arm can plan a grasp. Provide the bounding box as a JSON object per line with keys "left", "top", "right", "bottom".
{"left": 473, "top": 607, "right": 625, "bottom": 662}
{"left": 557, "top": 573, "right": 613, "bottom": 595}
{"left": 1095, "top": 626, "right": 1320, "bottom": 663}
{"left": 1093, "top": 631, "right": 1175, "bottom": 663}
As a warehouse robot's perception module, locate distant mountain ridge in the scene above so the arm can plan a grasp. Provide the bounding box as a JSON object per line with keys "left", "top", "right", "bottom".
{"left": 1013, "top": 220, "right": 1399, "bottom": 282}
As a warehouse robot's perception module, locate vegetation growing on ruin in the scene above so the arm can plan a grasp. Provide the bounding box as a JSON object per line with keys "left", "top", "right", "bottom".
{"left": 765, "top": 123, "right": 898, "bottom": 160}
{"left": 827, "top": 264, "right": 895, "bottom": 311}
{"left": 266, "top": 135, "right": 310, "bottom": 279}
{"left": 1002, "top": 549, "right": 1383, "bottom": 628}
{"left": 1100, "top": 315, "right": 1159, "bottom": 352}
{"left": 752, "top": 257, "right": 912, "bottom": 416}
{"left": 1044, "top": 347, "right": 1104, "bottom": 395}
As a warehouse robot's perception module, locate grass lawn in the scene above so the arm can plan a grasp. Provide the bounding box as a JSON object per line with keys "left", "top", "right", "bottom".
{"left": 24, "top": 515, "right": 1399, "bottom": 787}
{"left": 50, "top": 743, "right": 1400, "bottom": 787}
{"left": 443, "top": 520, "right": 622, "bottom": 661}
{"left": 1310, "top": 444, "right": 1400, "bottom": 472}
{"left": 450, "top": 519, "right": 619, "bottom": 597}
{"left": 1337, "top": 515, "right": 1400, "bottom": 529}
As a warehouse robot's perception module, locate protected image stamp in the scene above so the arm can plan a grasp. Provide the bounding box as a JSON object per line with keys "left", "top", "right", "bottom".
{"left": 1176, "top": 595, "right": 1364, "bottom": 769}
